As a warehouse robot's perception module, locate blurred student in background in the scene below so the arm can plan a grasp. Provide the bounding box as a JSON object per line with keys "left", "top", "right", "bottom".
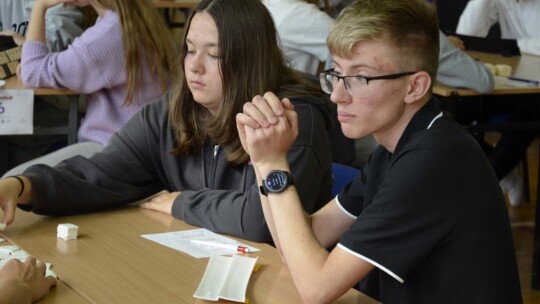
{"left": 3, "top": 0, "right": 177, "bottom": 177}
{"left": 0, "top": 1, "right": 84, "bottom": 176}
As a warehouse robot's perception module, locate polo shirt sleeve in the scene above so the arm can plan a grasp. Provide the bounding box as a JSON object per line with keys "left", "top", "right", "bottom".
{"left": 335, "top": 170, "right": 366, "bottom": 218}
{"left": 338, "top": 146, "right": 458, "bottom": 283}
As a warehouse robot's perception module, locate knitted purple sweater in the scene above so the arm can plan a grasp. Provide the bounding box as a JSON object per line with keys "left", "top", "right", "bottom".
{"left": 20, "top": 10, "right": 164, "bottom": 145}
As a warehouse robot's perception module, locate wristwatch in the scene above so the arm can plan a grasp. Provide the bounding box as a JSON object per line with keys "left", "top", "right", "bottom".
{"left": 259, "top": 170, "right": 294, "bottom": 196}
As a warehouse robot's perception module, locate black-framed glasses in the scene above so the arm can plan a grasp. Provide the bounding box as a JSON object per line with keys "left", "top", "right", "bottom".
{"left": 319, "top": 68, "right": 418, "bottom": 97}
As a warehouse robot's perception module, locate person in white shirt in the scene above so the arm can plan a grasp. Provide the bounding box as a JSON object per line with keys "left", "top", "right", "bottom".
{"left": 263, "top": 0, "right": 334, "bottom": 75}
{"left": 457, "top": 0, "right": 540, "bottom": 56}
{"left": 0, "top": 0, "right": 83, "bottom": 51}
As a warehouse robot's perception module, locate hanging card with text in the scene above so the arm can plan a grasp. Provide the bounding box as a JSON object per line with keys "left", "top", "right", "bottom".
{"left": 0, "top": 89, "right": 33, "bottom": 135}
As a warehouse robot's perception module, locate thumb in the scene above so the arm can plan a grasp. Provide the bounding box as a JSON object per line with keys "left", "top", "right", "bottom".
{"left": 1, "top": 197, "right": 17, "bottom": 227}
{"left": 281, "top": 98, "right": 295, "bottom": 110}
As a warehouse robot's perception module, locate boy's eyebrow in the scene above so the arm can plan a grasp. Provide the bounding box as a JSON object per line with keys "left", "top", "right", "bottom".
{"left": 332, "top": 61, "right": 380, "bottom": 74}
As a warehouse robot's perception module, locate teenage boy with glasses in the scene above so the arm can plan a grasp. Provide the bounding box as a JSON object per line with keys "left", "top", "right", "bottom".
{"left": 236, "top": 0, "right": 522, "bottom": 302}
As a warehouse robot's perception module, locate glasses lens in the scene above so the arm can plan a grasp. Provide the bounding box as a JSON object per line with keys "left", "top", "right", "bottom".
{"left": 319, "top": 72, "right": 370, "bottom": 97}
{"left": 349, "top": 76, "right": 369, "bottom": 97}
{"left": 319, "top": 73, "right": 333, "bottom": 94}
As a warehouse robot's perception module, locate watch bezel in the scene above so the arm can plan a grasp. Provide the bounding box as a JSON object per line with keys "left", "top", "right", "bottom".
{"left": 260, "top": 170, "right": 294, "bottom": 196}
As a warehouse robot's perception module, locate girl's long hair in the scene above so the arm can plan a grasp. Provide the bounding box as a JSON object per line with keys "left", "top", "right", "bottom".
{"left": 94, "top": 0, "right": 177, "bottom": 105}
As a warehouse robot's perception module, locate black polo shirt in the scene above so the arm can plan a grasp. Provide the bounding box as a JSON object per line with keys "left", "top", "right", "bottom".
{"left": 337, "top": 99, "right": 522, "bottom": 303}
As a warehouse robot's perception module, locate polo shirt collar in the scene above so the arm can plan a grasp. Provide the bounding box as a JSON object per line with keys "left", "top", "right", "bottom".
{"left": 392, "top": 97, "right": 442, "bottom": 156}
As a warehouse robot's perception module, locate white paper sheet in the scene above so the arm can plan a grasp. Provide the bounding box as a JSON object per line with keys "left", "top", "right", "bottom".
{"left": 141, "top": 228, "right": 260, "bottom": 258}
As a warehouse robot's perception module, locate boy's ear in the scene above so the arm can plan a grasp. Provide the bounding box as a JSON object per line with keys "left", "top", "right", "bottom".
{"left": 404, "top": 71, "right": 431, "bottom": 104}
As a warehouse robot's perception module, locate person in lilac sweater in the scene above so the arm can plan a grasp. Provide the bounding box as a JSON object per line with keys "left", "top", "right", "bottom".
{"left": 2, "top": 0, "right": 176, "bottom": 177}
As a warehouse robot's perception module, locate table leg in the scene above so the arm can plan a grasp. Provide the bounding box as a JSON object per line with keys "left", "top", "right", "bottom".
{"left": 532, "top": 147, "right": 540, "bottom": 289}
{"left": 67, "top": 95, "right": 79, "bottom": 145}
{"left": 532, "top": 177, "right": 540, "bottom": 291}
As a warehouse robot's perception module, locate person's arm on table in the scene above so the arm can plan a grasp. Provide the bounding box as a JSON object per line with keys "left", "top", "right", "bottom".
{"left": 1, "top": 102, "right": 166, "bottom": 227}
{"left": 238, "top": 93, "right": 373, "bottom": 303}
{"left": 0, "top": 257, "right": 57, "bottom": 304}
{"left": 438, "top": 31, "right": 494, "bottom": 93}
{"left": 142, "top": 94, "right": 331, "bottom": 243}
{"left": 0, "top": 175, "right": 32, "bottom": 226}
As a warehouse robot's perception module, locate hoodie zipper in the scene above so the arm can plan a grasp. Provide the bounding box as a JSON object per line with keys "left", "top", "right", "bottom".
{"left": 208, "top": 145, "right": 220, "bottom": 188}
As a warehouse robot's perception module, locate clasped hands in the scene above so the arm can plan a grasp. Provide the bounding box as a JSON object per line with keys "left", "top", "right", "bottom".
{"left": 236, "top": 92, "right": 298, "bottom": 167}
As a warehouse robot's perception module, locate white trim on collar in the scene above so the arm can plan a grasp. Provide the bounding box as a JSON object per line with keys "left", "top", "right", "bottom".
{"left": 427, "top": 112, "right": 443, "bottom": 129}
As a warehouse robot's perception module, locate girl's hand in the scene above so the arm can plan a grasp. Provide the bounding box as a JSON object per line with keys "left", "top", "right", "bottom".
{"left": 139, "top": 191, "right": 182, "bottom": 215}
{"left": 0, "top": 178, "right": 25, "bottom": 228}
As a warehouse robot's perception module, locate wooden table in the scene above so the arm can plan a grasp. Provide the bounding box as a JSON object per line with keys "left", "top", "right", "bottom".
{"left": 3, "top": 76, "right": 80, "bottom": 145}
{"left": 434, "top": 51, "right": 540, "bottom": 290}
{"left": 1, "top": 206, "right": 378, "bottom": 303}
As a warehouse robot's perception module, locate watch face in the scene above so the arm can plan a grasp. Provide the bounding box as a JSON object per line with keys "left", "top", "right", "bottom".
{"left": 265, "top": 171, "right": 289, "bottom": 192}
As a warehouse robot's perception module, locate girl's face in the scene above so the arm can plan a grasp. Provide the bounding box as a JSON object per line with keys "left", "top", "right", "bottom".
{"left": 184, "top": 12, "right": 223, "bottom": 116}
